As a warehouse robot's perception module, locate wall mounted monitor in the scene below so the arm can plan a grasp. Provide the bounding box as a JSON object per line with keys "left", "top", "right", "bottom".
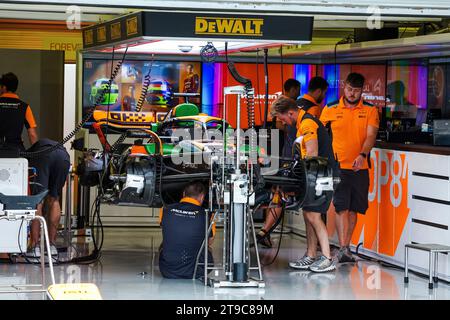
{"left": 82, "top": 58, "right": 202, "bottom": 128}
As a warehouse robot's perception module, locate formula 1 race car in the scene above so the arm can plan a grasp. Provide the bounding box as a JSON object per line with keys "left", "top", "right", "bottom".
{"left": 76, "top": 102, "right": 337, "bottom": 210}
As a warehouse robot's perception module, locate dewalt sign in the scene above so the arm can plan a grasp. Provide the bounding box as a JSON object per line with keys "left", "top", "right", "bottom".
{"left": 195, "top": 17, "right": 264, "bottom": 37}
{"left": 83, "top": 11, "right": 313, "bottom": 49}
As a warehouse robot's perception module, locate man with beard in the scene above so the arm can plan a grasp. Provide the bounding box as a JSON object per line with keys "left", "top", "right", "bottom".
{"left": 271, "top": 95, "right": 338, "bottom": 272}
{"left": 320, "top": 73, "right": 379, "bottom": 263}
{"left": 257, "top": 77, "right": 329, "bottom": 249}
{"left": 282, "top": 77, "right": 328, "bottom": 159}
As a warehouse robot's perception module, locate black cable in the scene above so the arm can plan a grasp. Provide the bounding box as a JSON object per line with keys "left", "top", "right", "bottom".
{"left": 89, "top": 186, "right": 99, "bottom": 226}
{"left": 158, "top": 156, "right": 166, "bottom": 208}
{"left": 110, "top": 132, "right": 128, "bottom": 152}
{"left": 163, "top": 165, "right": 185, "bottom": 174}
{"left": 7, "top": 193, "right": 100, "bottom": 266}
{"left": 58, "top": 193, "right": 103, "bottom": 265}
{"left": 20, "top": 45, "right": 129, "bottom": 159}
{"left": 262, "top": 48, "right": 269, "bottom": 129}
{"left": 224, "top": 41, "right": 256, "bottom": 159}
{"left": 277, "top": 44, "right": 285, "bottom": 134}
{"left": 104, "top": 45, "right": 115, "bottom": 151}
{"left": 91, "top": 194, "right": 101, "bottom": 251}
{"left": 16, "top": 216, "right": 55, "bottom": 265}
{"left": 225, "top": 42, "right": 229, "bottom": 65}
{"left": 334, "top": 35, "right": 354, "bottom": 99}
{"left": 255, "top": 50, "right": 263, "bottom": 125}
{"left": 96, "top": 194, "right": 104, "bottom": 253}
{"left": 400, "top": 27, "right": 408, "bottom": 38}
{"left": 244, "top": 84, "right": 256, "bottom": 129}
{"left": 136, "top": 55, "right": 155, "bottom": 112}
{"left": 280, "top": 45, "right": 284, "bottom": 94}
{"left": 334, "top": 42, "right": 339, "bottom": 99}
{"left": 91, "top": 196, "right": 102, "bottom": 252}
{"left": 17, "top": 217, "right": 34, "bottom": 264}
{"left": 261, "top": 203, "right": 285, "bottom": 266}
{"left": 257, "top": 205, "right": 283, "bottom": 242}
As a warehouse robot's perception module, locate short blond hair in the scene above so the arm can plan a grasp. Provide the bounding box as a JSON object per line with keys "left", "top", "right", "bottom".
{"left": 270, "top": 95, "right": 298, "bottom": 117}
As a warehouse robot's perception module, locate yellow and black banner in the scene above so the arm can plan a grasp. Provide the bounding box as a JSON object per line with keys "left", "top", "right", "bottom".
{"left": 82, "top": 11, "right": 313, "bottom": 48}
{"left": 0, "top": 21, "right": 82, "bottom": 63}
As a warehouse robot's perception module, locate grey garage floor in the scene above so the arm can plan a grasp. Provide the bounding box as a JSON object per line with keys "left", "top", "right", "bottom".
{"left": 0, "top": 227, "right": 449, "bottom": 300}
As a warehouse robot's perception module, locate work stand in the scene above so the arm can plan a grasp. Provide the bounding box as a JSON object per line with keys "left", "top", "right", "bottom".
{"left": 193, "top": 207, "right": 265, "bottom": 289}
{"left": 193, "top": 85, "right": 265, "bottom": 290}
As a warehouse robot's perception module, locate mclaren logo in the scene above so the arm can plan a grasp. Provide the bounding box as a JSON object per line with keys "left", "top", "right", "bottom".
{"left": 195, "top": 17, "right": 263, "bottom": 36}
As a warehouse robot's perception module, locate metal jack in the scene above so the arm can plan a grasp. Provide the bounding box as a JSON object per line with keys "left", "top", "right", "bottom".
{"left": 193, "top": 86, "right": 264, "bottom": 289}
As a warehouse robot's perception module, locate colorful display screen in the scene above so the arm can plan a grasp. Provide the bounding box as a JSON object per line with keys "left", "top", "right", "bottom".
{"left": 202, "top": 62, "right": 316, "bottom": 128}
{"left": 318, "top": 64, "right": 386, "bottom": 108}
{"left": 386, "top": 61, "right": 428, "bottom": 119}
{"left": 82, "top": 59, "right": 202, "bottom": 127}
{"left": 318, "top": 62, "right": 428, "bottom": 124}
{"left": 82, "top": 57, "right": 432, "bottom": 130}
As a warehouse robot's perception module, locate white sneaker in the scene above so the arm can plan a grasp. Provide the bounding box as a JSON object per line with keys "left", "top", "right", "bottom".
{"left": 309, "top": 255, "right": 336, "bottom": 273}
{"left": 26, "top": 246, "right": 41, "bottom": 259}
{"left": 289, "top": 254, "right": 316, "bottom": 270}
{"left": 49, "top": 244, "right": 58, "bottom": 257}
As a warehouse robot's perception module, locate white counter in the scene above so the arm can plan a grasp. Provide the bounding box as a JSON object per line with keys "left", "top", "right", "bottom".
{"left": 288, "top": 144, "right": 450, "bottom": 281}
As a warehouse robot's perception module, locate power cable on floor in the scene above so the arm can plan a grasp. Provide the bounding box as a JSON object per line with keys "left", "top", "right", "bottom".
{"left": 261, "top": 204, "right": 286, "bottom": 266}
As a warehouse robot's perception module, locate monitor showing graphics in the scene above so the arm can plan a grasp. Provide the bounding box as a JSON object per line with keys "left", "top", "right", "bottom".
{"left": 82, "top": 59, "right": 202, "bottom": 128}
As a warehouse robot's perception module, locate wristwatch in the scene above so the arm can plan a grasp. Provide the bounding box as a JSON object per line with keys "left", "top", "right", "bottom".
{"left": 359, "top": 152, "right": 367, "bottom": 158}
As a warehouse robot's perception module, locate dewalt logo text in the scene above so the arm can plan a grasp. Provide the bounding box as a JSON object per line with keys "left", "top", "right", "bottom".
{"left": 195, "top": 17, "right": 263, "bottom": 36}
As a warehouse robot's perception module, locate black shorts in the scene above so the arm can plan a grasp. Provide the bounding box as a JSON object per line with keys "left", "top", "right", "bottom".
{"left": 333, "top": 169, "right": 369, "bottom": 214}
{"left": 302, "top": 192, "right": 332, "bottom": 215}
{"left": 30, "top": 148, "right": 70, "bottom": 198}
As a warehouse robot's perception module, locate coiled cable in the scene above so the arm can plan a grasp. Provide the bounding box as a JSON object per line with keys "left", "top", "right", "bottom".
{"left": 110, "top": 132, "right": 128, "bottom": 153}
{"left": 244, "top": 84, "right": 255, "bottom": 130}
{"left": 224, "top": 42, "right": 257, "bottom": 158}
{"left": 20, "top": 46, "right": 129, "bottom": 158}
{"left": 244, "top": 84, "right": 257, "bottom": 161}
{"left": 135, "top": 55, "right": 155, "bottom": 112}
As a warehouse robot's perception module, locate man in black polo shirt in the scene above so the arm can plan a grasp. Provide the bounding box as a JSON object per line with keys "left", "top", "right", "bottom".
{"left": 26, "top": 139, "right": 70, "bottom": 260}
{"left": 281, "top": 79, "right": 301, "bottom": 158}
{"left": 159, "top": 182, "right": 214, "bottom": 279}
{"left": 0, "top": 72, "right": 38, "bottom": 153}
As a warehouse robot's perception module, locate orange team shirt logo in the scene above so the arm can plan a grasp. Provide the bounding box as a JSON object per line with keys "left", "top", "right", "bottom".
{"left": 320, "top": 98, "right": 379, "bottom": 170}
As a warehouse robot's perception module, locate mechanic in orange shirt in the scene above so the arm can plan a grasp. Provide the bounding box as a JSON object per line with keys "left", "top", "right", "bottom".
{"left": 282, "top": 77, "right": 328, "bottom": 158}
{"left": 0, "top": 72, "right": 39, "bottom": 259}
{"left": 0, "top": 72, "right": 38, "bottom": 153}
{"left": 271, "top": 95, "right": 338, "bottom": 272}
{"left": 320, "top": 73, "right": 379, "bottom": 263}
{"left": 258, "top": 77, "right": 329, "bottom": 248}
{"left": 296, "top": 76, "right": 328, "bottom": 119}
